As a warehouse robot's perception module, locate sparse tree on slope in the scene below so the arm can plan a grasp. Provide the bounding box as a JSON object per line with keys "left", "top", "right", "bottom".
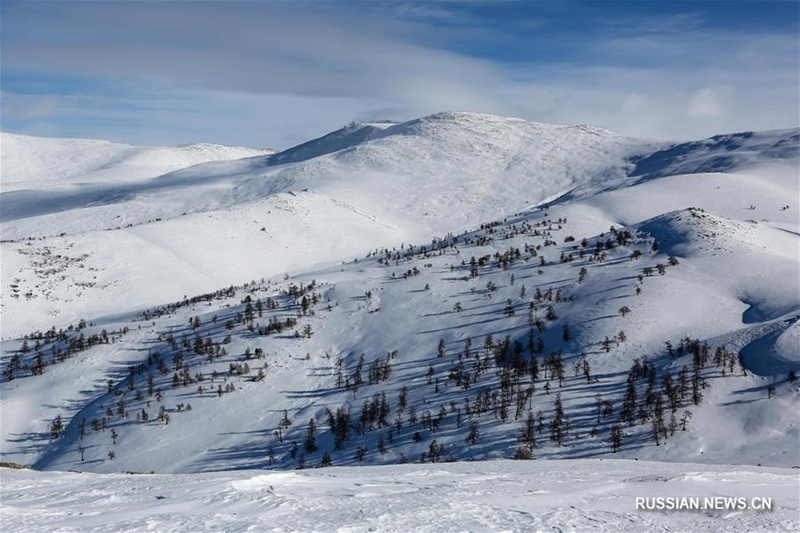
{"left": 610, "top": 424, "right": 622, "bottom": 453}
{"left": 304, "top": 418, "right": 318, "bottom": 453}
{"left": 519, "top": 410, "right": 537, "bottom": 451}
{"left": 50, "top": 415, "right": 64, "bottom": 439}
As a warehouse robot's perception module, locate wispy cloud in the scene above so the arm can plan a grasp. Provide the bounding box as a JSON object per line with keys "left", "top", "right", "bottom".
{"left": 1, "top": 1, "right": 797, "bottom": 147}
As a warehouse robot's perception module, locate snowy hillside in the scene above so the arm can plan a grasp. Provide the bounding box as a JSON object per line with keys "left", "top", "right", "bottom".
{"left": 0, "top": 114, "right": 798, "bottom": 488}
{"left": 1, "top": 112, "right": 638, "bottom": 238}
{"left": 2, "top": 113, "right": 796, "bottom": 340}
{"left": 265, "top": 120, "right": 395, "bottom": 166}
{"left": 0, "top": 132, "right": 275, "bottom": 193}
{"left": 629, "top": 128, "right": 800, "bottom": 180}
{"left": 1, "top": 167, "right": 797, "bottom": 477}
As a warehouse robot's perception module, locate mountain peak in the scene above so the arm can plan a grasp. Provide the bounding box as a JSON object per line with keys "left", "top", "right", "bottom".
{"left": 377, "top": 111, "right": 616, "bottom": 141}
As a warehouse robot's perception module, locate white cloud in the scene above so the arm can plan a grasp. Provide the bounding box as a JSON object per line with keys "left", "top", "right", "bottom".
{"left": 687, "top": 87, "right": 731, "bottom": 118}
{"left": 1, "top": 2, "right": 797, "bottom": 146}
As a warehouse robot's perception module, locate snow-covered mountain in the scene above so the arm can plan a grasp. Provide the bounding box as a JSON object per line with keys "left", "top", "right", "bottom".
{"left": 2, "top": 113, "right": 796, "bottom": 338}
{"left": 0, "top": 132, "right": 276, "bottom": 193}
{"left": 628, "top": 128, "right": 800, "bottom": 180}
{"left": 1, "top": 112, "right": 638, "bottom": 237}
{"left": 0, "top": 114, "right": 798, "bottom": 503}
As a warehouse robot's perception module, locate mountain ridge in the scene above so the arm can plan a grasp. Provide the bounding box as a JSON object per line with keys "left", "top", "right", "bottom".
{"left": 1, "top": 113, "right": 797, "bottom": 339}
{"left": 0, "top": 131, "right": 277, "bottom": 193}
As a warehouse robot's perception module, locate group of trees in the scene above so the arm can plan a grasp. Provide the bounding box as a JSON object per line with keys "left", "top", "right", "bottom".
{"left": 22, "top": 199, "right": 778, "bottom": 474}
{"left": 4, "top": 320, "right": 128, "bottom": 381}
{"left": 36, "top": 274, "right": 327, "bottom": 466}
{"left": 253, "top": 213, "right": 759, "bottom": 468}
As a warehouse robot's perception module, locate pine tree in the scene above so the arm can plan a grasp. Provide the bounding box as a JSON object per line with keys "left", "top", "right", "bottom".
{"left": 304, "top": 418, "right": 317, "bottom": 453}
{"left": 621, "top": 378, "right": 637, "bottom": 426}
{"left": 595, "top": 394, "right": 603, "bottom": 424}
{"left": 319, "top": 450, "right": 332, "bottom": 467}
{"left": 581, "top": 355, "right": 591, "bottom": 384}
{"left": 610, "top": 424, "right": 622, "bottom": 452}
{"left": 681, "top": 410, "right": 692, "bottom": 431}
{"left": 50, "top": 415, "right": 64, "bottom": 439}
{"left": 398, "top": 385, "right": 408, "bottom": 413}
{"left": 529, "top": 352, "right": 540, "bottom": 383}
{"left": 519, "top": 410, "right": 537, "bottom": 451}
{"left": 691, "top": 366, "right": 703, "bottom": 405}
{"left": 549, "top": 394, "right": 565, "bottom": 445}
{"left": 466, "top": 421, "right": 480, "bottom": 445}
{"left": 378, "top": 435, "right": 387, "bottom": 455}
{"left": 355, "top": 446, "right": 367, "bottom": 461}
{"left": 278, "top": 409, "right": 292, "bottom": 439}
{"left": 651, "top": 405, "right": 663, "bottom": 446}
{"left": 428, "top": 440, "right": 440, "bottom": 463}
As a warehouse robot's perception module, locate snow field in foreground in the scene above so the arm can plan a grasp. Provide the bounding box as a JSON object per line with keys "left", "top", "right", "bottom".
{"left": 1, "top": 459, "right": 798, "bottom": 532}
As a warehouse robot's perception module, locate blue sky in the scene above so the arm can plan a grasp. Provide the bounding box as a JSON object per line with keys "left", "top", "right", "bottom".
{"left": 1, "top": 1, "right": 798, "bottom": 148}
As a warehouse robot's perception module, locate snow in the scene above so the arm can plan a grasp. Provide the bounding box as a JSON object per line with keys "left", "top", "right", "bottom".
{"left": 0, "top": 112, "right": 798, "bottom": 530}
{"left": 0, "top": 132, "right": 275, "bottom": 193}
{"left": 775, "top": 321, "right": 800, "bottom": 364}
{"left": 1, "top": 460, "right": 797, "bottom": 532}
{"left": 3, "top": 114, "right": 795, "bottom": 339}
{"left": 2, "top": 112, "right": 637, "bottom": 238}
{"left": 629, "top": 129, "right": 800, "bottom": 180}
{"left": 3, "top": 197, "right": 797, "bottom": 473}
{"left": 1, "top": 191, "right": 402, "bottom": 338}
{"left": 2, "top": 112, "right": 645, "bottom": 336}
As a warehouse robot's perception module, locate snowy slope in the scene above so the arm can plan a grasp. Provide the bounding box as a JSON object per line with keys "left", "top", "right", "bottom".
{"left": 2, "top": 460, "right": 797, "bottom": 532}
{"left": 0, "top": 114, "right": 798, "bottom": 486}
{"left": 0, "top": 132, "right": 275, "bottom": 193}
{"left": 2, "top": 112, "right": 640, "bottom": 336}
{"left": 2, "top": 175, "right": 797, "bottom": 475}
{"left": 3, "top": 114, "right": 796, "bottom": 340}
{"left": 265, "top": 120, "right": 395, "bottom": 166}
{"left": 629, "top": 128, "right": 800, "bottom": 180}
{"left": 0, "top": 112, "right": 638, "bottom": 236}
{"left": 0, "top": 191, "right": 402, "bottom": 338}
